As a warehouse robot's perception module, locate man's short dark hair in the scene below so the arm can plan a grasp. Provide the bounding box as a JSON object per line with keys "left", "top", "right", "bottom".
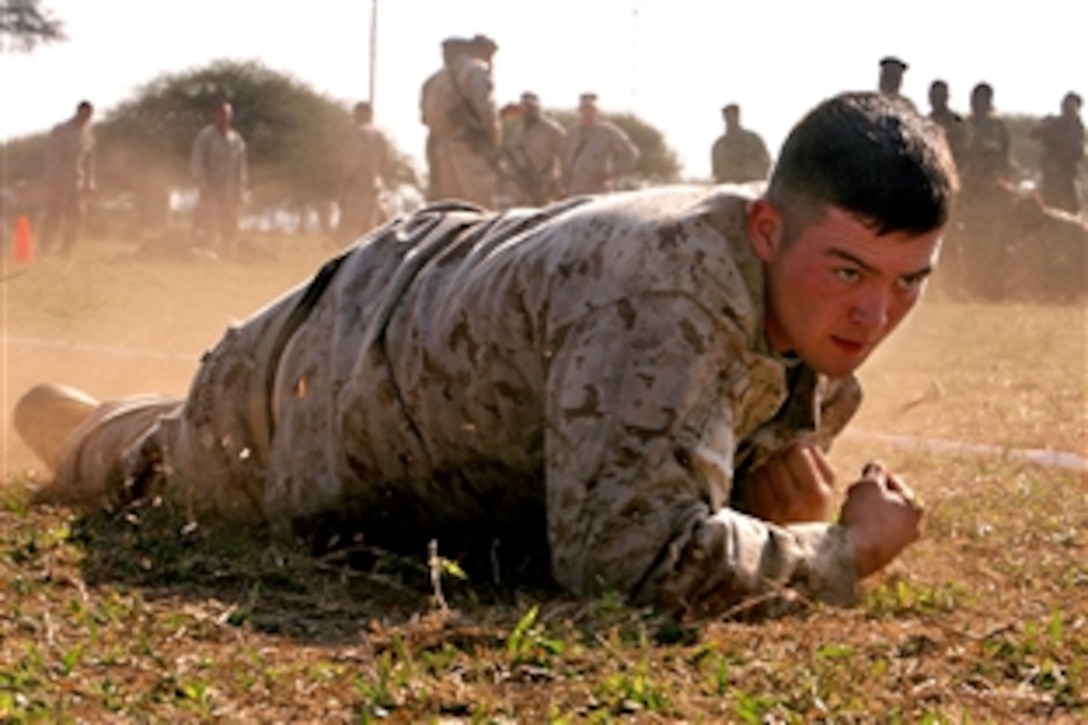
{"left": 768, "top": 92, "right": 958, "bottom": 237}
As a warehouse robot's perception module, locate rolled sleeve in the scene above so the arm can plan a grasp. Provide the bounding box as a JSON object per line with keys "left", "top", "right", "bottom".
{"left": 544, "top": 295, "right": 858, "bottom": 616}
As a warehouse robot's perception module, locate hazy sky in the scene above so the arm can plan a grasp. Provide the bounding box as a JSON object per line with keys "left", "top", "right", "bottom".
{"left": 0, "top": 0, "right": 1082, "bottom": 178}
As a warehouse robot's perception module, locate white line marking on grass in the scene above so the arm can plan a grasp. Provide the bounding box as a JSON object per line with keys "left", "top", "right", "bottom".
{"left": 846, "top": 429, "right": 1088, "bottom": 473}
{"left": 5, "top": 336, "right": 1086, "bottom": 474}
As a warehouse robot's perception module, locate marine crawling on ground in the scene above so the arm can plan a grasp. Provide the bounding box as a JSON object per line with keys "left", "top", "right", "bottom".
{"left": 15, "top": 91, "right": 956, "bottom": 618}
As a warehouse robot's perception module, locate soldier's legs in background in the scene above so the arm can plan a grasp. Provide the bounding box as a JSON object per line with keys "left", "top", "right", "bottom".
{"left": 57, "top": 195, "right": 85, "bottom": 258}
{"left": 337, "top": 198, "right": 362, "bottom": 244}
{"left": 191, "top": 194, "right": 214, "bottom": 247}
{"left": 444, "top": 143, "right": 496, "bottom": 209}
{"left": 216, "top": 197, "right": 240, "bottom": 254}
{"left": 38, "top": 189, "right": 68, "bottom": 256}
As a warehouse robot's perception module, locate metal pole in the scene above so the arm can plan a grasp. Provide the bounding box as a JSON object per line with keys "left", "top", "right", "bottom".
{"left": 368, "top": 0, "right": 378, "bottom": 106}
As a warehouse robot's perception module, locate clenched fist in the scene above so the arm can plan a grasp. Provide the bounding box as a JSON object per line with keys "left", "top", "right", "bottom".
{"left": 840, "top": 461, "right": 925, "bottom": 579}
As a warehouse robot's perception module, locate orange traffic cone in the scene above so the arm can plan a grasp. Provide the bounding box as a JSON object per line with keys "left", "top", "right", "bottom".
{"left": 13, "top": 215, "right": 34, "bottom": 264}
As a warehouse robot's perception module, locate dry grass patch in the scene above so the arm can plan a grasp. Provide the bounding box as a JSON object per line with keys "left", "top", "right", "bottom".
{"left": 0, "top": 234, "right": 1084, "bottom": 721}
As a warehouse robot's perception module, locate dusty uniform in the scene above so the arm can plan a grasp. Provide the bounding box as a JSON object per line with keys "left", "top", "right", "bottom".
{"left": 711, "top": 129, "right": 772, "bottom": 184}
{"left": 1033, "top": 115, "right": 1084, "bottom": 214}
{"left": 420, "top": 55, "right": 499, "bottom": 208}
{"left": 561, "top": 121, "right": 640, "bottom": 197}
{"left": 962, "top": 115, "right": 1011, "bottom": 196}
{"left": 17, "top": 187, "right": 862, "bottom": 616}
{"left": 190, "top": 125, "right": 248, "bottom": 248}
{"left": 928, "top": 108, "right": 968, "bottom": 171}
{"left": 339, "top": 123, "right": 391, "bottom": 242}
{"left": 503, "top": 115, "right": 566, "bottom": 206}
{"left": 40, "top": 118, "right": 95, "bottom": 256}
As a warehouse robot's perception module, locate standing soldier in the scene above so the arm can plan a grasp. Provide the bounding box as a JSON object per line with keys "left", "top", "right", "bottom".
{"left": 962, "top": 83, "right": 1012, "bottom": 197}
{"left": 338, "top": 101, "right": 392, "bottom": 243}
{"left": 40, "top": 100, "right": 96, "bottom": 258}
{"left": 420, "top": 35, "right": 500, "bottom": 208}
{"left": 710, "top": 103, "right": 772, "bottom": 184}
{"left": 1031, "top": 92, "right": 1084, "bottom": 214}
{"left": 878, "top": 56, "right": 909, "bottom": 99}
{"left": 502, "top": 92, "right": 566, "bottom": 206}
{"left": 190, "top": 101, "right": 248, "bottom": 254}
{"left": 926, "top": 80, "right": 968, "bottom": 170}
{"left": 561, "top": 93, "right": 640, "bottom": 197}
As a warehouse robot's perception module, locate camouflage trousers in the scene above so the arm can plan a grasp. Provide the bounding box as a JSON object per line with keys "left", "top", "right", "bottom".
{"left": 431, "top": 138, "right": 496, "bottom": 209}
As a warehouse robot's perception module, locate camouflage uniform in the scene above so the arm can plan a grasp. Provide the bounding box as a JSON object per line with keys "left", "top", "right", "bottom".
{"left": 420, "top": 54, "right": 500, "bottom": 208}
{"left": 190, "top": 124, "right": 248, "bottom": 249}
{"left": 503, "top": 114, "right": 566, "bottom": 206}
{"left": 962, "top": 114, "right": 1011, "bottom": 195}
{"left": 40, "top": 116, "right": 95, "bottom": 257}
{"left": 1033, "top": 114, "right": 1084, "bottom": 214}
{"left": 711, "top": 129, "right": 772, "bottom": 184}
{"left": 561, "top": 121, "right": 640, "bottom": 196}
{"left": 339, "top": 122, "right": 392, "bottom": 242}
{"left": 928, "top": 108, "right": 968, "bottom": 171}
{"left": 17, "top": 187, "right": 862, "bottom": 616}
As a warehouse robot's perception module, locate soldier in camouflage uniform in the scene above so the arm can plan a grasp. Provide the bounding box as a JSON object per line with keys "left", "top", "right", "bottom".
{"left": 190, "top": 101, "right": 249, "bottom": 253}
{"left": 711, "top": 103, "right": 772, "bottom": 184}
{"left": 420, "top": 35, "right": 500, "bottom": 208}
{"left": 1030, "top": 92, "right": 1084, "bottom": 214}
{"left": 501, "top": 92, "right": 566, "bottom": 206}
{"left": 962, "top": 83, "right": 1012, "bottom": 197}
{"left": 15, "top": 92, "right": 954, "bottom": 617}
{"left": 39, "top": 101, "right": 96, "bottom": 258}
{"left": 927, "top": 80, "right": 968, "bottom": 171}
{"left": 338, "top": 101, "right": 392, "bottom": 243}
{"left": 561, "top": 93, "right": 640, "bottom": 197}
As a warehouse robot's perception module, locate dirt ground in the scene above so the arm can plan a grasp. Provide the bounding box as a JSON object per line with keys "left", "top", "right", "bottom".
{"left": 0, "top": 231, "right": 1084, "bottom": 721}
{"left": 2, "top": 231, "right": 1083, "bottom": 476}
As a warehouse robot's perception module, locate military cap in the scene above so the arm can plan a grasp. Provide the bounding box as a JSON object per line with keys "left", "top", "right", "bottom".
{"left": 879, "top": 56, "right": 908, "bottom": 70}
{"left": 521, "top": 91, "right": 540, "bottom": 104}
{"left": 470, "top": 34, "right": 498, "bottom": 52}
{"left": 721, "top": 102, "right": 739, "bottom": 114}
{"left": 579, "top": 92, "right": 599, "bottom": 106}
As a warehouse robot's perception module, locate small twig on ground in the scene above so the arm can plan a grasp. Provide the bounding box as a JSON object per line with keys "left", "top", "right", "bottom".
{"left": 428, "top": 538, "right": 448, "bottom": 612}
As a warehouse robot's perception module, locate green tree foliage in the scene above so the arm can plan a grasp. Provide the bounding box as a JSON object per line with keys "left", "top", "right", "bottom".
{"left": 98, "top": 59, "right": 418, "bottom": 217}
{"left": 525, "top": 109, "right": 683, "bottom": 186}
{"left": 0, "top": 0, "right": 65, "bottom": 52}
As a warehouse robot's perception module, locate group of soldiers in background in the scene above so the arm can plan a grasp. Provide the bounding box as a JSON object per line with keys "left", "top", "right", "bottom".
{"left": 883, "top": 56, "right": 1083, "bottom": 214}
{"left": 708, "top": 56, "right": 1085, "bottom": 216}
{"left": 419, "top": 34, "right": 640, "bottom": 212}
{"left": 28, "top": 46, "right": 1085, "bottom": 259}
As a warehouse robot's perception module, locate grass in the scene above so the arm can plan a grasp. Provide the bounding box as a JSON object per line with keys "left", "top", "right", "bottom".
{"left": 0, "top": 231, "right": 1085, "bottom": 721}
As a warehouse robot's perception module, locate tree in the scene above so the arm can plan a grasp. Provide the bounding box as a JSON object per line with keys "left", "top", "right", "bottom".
{"left": 0, "top": 0, "right": 65, "bottom": 52}
{"left": 97, "top": 59, "right": 418, "bottom": 230}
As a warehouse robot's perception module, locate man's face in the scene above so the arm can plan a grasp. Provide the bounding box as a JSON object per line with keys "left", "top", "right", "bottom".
{"left": 214, "top": 104, "right": 233, "bottom": 130}
{"left": 970, "top": 90, "right": 991, "bottom": 115}
{"left": 749, "top": 201, "right": 941, "bottom": 378}
{"left": 879, "top": 66, "right": 904, "bottom": 94}
{"left": 578, "top": 102, "right": 597, "bottom": 126}
{"left": 1062, "top": 96, "right": 1081, "bottom": 118}
{"left": 929, "top": 84, "right": 948, "bottom": 110}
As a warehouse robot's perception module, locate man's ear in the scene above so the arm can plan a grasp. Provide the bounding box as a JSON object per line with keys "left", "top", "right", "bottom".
{"left": 746, "top": 198, "right": 784, "bottom": 263}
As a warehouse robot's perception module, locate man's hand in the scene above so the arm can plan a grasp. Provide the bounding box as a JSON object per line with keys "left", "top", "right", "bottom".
{"left": 739, "top": 443, "right": 836, "bottom": 525}
{"left": 840, "top": 461, "right": 925, "bottom": 579}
